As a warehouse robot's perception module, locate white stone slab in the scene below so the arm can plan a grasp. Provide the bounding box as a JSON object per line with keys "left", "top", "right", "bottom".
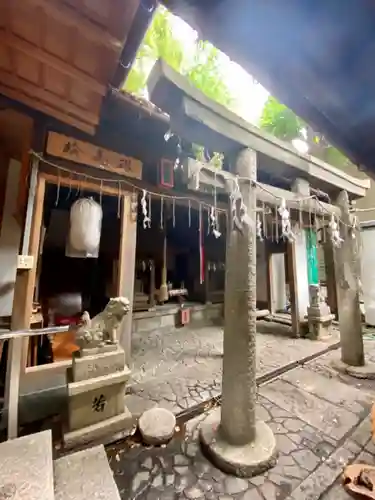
{"left": 54, "top": 445, "right": 121, "bottom": 500}
{"left": 0, "top": 430, "right": 54, "bottom": 500}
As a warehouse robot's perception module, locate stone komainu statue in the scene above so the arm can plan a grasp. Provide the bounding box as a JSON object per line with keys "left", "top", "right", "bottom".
{"left": 76, "top": 297, "right": 130, "bottom": 349}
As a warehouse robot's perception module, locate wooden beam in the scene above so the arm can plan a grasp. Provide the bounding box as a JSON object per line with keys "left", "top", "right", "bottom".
{"left": 0, "top": 31, "right": 107, "bottom": 96}
{"left": 184, "top": 97, "right": 369, "bottom": 198}
{"left": 0, "top": 69, "right": 98, "bottom": 126}
{"left": 184, "top": 158, "right": 341, "bottom": 216}
{"left": 256, "top": 182, "right": 340, "bottom": 216}
{"left": 28, "top": 0, "right": 123, "bottom": 52}
{"left": 148, "top": 60, "right": 369, "bottom": 198}
{"left": 0, "top": 84, "right": 96, "bottom": 135}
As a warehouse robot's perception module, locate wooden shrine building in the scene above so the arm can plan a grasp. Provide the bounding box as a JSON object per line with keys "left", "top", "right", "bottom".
{"left": 0, "top": 3, "right": 370, "bottom": 430}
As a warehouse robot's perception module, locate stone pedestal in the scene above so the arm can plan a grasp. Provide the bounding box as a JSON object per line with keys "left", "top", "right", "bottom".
{"left": 63, "top": 345, "right": 132, "bottom": 448}
{"left": 307, "top": 285, "right": 333, "bottom": 340}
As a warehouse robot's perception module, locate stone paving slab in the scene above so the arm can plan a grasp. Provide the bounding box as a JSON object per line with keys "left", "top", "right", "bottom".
{"left": 110, "top": 339, "right": 375, "bottom": 500}
{"left": 127, "top": 326, "right": 340, "bottom": 416}
{"left": 305, "top": 339, "right": 375, "bottom": 394}
{"left": 54, "top": 445, "right": 121, "bottom": 500}
{"left": 0, "top": 430, "right": 54, "bottom": 500}
{"left": 260, "top": 378, "right": 361, "bottom": 441}
{"left": 280, "top": 366, "right": 373, "bottom": 415}
{"left": 107, "top": 398, "right": 374, "bottom": 500}
{"left": 108, "top": 395, "right": 337, "bottom": 500}
{"left": 297, "top": 422, "right": 375, "bottom": 500}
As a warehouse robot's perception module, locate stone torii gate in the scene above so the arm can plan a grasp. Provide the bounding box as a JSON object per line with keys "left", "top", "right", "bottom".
{"left": 148, "top": 60, "right": 372, "bottom": 475}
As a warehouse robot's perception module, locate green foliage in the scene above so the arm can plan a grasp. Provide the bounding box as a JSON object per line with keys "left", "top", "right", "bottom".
{"left": 259, "top": 96, "right": 351, "bottom": 167}
{"left": 260, "top": 96, "right": 302, "bottom": 141}
{"left": 124, "top": 7, "right": 232, "bottom": 108}
{"left": 186, "top": 41, "right": 232, "bottom": 107}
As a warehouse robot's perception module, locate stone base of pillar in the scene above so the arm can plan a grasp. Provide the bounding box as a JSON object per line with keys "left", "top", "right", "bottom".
{"left": 199, "top": 408, "right": 277, "bottom": 478}
{"left": 332, "top": 359, "right": 375, "bottom": 379}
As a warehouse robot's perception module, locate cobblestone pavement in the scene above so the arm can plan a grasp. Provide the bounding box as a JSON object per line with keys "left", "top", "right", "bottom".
{"left": 108, "top": 338, "right": 375, "bottom": 499}
{"left": 125, "top": 325, "right": 341, "bottom": 416}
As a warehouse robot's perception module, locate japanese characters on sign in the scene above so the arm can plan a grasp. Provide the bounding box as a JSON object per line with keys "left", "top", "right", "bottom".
{"left": 46, "top": 132, "right": 142, "bottom": 180}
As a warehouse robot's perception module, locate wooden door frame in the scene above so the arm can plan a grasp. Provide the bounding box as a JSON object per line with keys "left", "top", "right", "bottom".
{"left": 22, "top": 170, "right": 133, "bottom": 377}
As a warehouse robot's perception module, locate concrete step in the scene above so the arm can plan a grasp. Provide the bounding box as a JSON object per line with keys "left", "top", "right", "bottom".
{"left": 54, "top": 445, "right": 120, "bottom": 500}
{"left": 0, "top": 430, "right": 54, "bottom": 500}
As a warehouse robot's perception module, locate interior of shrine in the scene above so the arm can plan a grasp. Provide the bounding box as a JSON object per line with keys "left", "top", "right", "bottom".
{"left": 134, "top": 195, "right": 226, "bottom": 312}
{"left": 30, "top": 183, "right": 121, "bottom": 365}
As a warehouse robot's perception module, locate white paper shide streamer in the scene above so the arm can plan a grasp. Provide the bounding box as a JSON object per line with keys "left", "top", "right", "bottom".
{"left": 278, "top": 198, "right": 295, "bottom": 241}
{"left": 67, "top": 197, "right": 103, "bottom": 258}
{"left": 209, "top": 206, "right": 221, "bottom": 238}
{"left": 141, "top": 189, "right": 151, "bottom": 229}
{"left": 256, "top": 213, "right": 263, "bottom": 241}
{"left": 329, "top": 214, "right": 343, "bottom": 247}
{"left": 230, "top": 176, "right": 253, "bottom": 230}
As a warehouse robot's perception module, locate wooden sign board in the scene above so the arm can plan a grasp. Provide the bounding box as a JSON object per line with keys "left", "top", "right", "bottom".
{"left": 46, "top": 132, "right": 142, "bottom": 180}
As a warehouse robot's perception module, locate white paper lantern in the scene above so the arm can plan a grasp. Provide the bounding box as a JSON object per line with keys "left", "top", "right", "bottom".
{"left": 68, "top": 197, "right": 102, "bottom": 256}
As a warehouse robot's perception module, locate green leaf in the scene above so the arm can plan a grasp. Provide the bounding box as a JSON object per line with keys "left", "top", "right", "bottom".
{"left": 123, "top": 6, "right": 232, "bottom": 108}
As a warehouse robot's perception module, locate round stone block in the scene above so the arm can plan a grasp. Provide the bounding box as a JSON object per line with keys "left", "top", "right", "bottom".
{"left": 199, "top": 408, "right": 277, "bottom": 478}
{"left": 138, "top": 407, "right": 176, "bottom": 445}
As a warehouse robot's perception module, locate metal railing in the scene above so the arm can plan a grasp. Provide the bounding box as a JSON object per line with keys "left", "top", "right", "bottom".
{"left": 1, "top": 325, "right": 72, "bottom": 440}
{"left": 0, "top": 325, "right": 70, "bottom": 342}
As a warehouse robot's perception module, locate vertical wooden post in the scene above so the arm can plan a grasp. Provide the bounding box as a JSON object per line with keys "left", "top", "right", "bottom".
{"left": 149, "top": 261, "right": 156, "bottom": 308}
{"left": 324, "top": 239, "right": 338, "bottom": 317}
{"left": 287, "top": 240, "right": 300, "bottom": 337}
{"left": 159, "top": 230, "right": 169, "bottom": 303}
{"left": 266, "top": 248, "right": 274, "bottom": 313}
{"left": 117, "top": 193, "right": 137, "bottom": 367}
{"left": 4, "top": 159, "right": 45, "bottom": 439}
{"left": 205, "top": 260, "right": 210, "bottom": 303}
{"left": 289, "top": 178, "right": 311, "bottom": 337}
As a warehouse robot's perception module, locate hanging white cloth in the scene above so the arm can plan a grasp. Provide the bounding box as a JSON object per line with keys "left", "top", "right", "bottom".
{"left": 67, "top": 197, "right": 102, "bottom": 258}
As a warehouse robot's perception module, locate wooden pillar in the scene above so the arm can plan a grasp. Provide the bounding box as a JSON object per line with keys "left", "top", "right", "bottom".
{"left": 287, "top": 240, "right": 300, "bottom": 337}
{"left": 149, "top": 260, "right": 156, "bottom": 308}
{"left": 159, "top": 230, "right": 169, "bottom": 303}
{"left": 266, "top": 246, "right": 273, "bottom": 312}
{"left": 205, "top": 260, "right": 210, "bottom": 303}
{"left": 268, "top": 252, "right": 287, "bottom": 314}
{"left": 334, "top": 190, "right": 364, "bottom": 367}
{"left": 117, "top": 193, "right": 137, "bottom": 367}
{"left": 288, "top": 178, "right": 311, "bottom": 336}
{"left": 4, "top": 158, "right": 45, "bottom": 439}
{"left": 324, "top": 239, "right": 338, "bottom": 316}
